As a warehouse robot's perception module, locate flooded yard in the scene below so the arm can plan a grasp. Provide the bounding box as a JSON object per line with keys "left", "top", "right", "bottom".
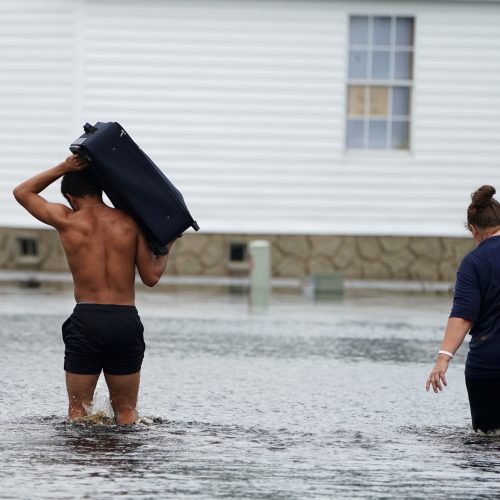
{"left": 0, "top": 288, "right": 496, "bottom": 499}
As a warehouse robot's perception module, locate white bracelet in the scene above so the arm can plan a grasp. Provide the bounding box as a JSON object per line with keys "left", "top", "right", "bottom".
{"left": 438, "top": 350, "right": 454, "bottom": 359}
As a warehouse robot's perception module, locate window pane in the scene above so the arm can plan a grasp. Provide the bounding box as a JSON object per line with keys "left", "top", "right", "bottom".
{"left": 396, "top": 17, "right": 414, "bottom": 46}
{"left": 394, "top": 51, "right": 413, "bottom": 79}
{"left": 346, "top": 16, "right": 414, "bottom": 151}
{"left": 369, "top": 86, "right": 389, "bottom": 116}
{"left": 347, "top": 85, "right": 366, "bottom": 115}
{"left": 347, "top": 119, "right": 365, "bottom": 148}
{"left": 368, "top": 120, "right": 387, "bottom": 149}
{"left": 371, "top": 50, "right": 390, "bottom": 79}
{"left": 349, "top": 50, "right": 368, "bottom": 79}
{"left": 350, "top": 16, "right": 369, "bottom": 45}
{"left": 373, "top": 17, "right": 391, "bottom": 46}
{"left": 392, "top": 87, "right": 410, "bottom": 116}
{"left": 391, "top": 120, "right": 409, "bottom": 149}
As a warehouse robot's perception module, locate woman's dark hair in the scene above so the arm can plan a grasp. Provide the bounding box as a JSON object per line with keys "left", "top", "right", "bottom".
{"left": 467, "top": 185, "right": 500, "bottom": 230}
{"left": 61, "top": 170, "right": 102, "bottom": 198}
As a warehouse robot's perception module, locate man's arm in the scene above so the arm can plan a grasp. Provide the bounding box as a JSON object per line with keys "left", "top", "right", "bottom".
{"left": 13, "top": 155, "right": 86, "bottom": 229}
{"left": 135, "top": 230, "right": 175, "bottom": 287}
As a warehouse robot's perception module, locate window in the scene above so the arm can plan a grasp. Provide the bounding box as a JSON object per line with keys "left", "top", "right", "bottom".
{"left": 229, "top": 242, "right": 247, "bottom": 263}
{"left": 14, "top": 235, "right": 41, "bottom": 268}
{"left": 346, "top": 16, "right": 414, "bottom": 150}
{"left": 17, "top": 237, "right": 38, "bottom": 257}
{"left": 226, "top": 242, "right": 249, "bottom": 274}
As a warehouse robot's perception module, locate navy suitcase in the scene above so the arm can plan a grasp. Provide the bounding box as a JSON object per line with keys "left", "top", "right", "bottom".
{"left": 70, "top": 122, "right": 199, "bottom": 255}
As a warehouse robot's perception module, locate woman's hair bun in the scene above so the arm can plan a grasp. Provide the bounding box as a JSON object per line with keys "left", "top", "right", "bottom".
{"left": 471, "top": 185, "right": 496, "bottom": 209}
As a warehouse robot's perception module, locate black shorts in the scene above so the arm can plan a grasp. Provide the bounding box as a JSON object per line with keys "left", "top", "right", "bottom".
{"left": 62, "top": 304, "right": 145, "bottom": 376}
{"left": 466, "top": 375, "right": 500, "bottom": 433}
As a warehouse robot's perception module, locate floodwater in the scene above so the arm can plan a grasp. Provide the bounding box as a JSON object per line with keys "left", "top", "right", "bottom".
{"left": 1, "top": 287, "right": 499, "bottom": 499}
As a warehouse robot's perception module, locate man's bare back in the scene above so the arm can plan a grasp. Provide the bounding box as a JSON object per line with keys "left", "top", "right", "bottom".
{"left": 13, "top": 155, "right": 169, "bottom": 304}
{"left": 13, "top": 154, "right": 173, "bottom": 424}
{"left": 60, "top": 205, "right": 138, "bottom": 305}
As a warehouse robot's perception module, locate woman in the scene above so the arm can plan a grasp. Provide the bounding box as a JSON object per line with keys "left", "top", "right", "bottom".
{"left": 426, "top": 185, "right": 500, "bottom": 432}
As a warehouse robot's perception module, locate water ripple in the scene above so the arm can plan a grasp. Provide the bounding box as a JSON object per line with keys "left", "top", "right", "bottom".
{"left": 0, "top": 298, "right": 494, "bottom": 499}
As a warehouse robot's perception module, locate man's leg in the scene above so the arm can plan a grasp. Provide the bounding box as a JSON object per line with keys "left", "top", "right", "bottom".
{"left": 104, "top": 371, "right": 141, "bottom": 425}
{"left": 65, "top": 372, "right": 100, "bottom": 421}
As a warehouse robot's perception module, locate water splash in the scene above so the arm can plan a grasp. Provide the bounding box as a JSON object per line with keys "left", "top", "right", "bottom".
{"left": 66, "top": 378, "right": 161, "bottom": 426}
{"left": 90, "top": 377, "right": 114, "bottom": 417}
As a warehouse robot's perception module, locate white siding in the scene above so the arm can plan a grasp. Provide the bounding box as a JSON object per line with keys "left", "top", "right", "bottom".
{"left": 0, "top": 0, "right": 76, "bottom": 223}
{"left": 1, "top": 0, "right": 499, "bottom": 237}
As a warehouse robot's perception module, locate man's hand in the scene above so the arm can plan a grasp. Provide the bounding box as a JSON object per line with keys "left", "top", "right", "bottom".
{"left": 61, "top": 154, "right": 89, "bottom": 173}
{"left": 13, "top": 159, "right": 78, "bottom": 229}
{"left": 426, "top": 357, "right": 450, "bottom": 393}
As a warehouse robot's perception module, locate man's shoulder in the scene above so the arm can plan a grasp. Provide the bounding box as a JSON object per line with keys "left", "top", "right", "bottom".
{"left": 66, "top": 206, "right": 137, "bottom": 231}
{"left": 103, "top": 206, "right": 131, "bottom": 219}
{"left": 108, "top": 208, "right": 139, "bottom": 231}
{"left": 109, "top": 206, "right": 132, "bottom": 219}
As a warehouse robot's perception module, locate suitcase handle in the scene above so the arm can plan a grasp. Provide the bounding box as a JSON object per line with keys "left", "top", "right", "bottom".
{"left": 83, "top": 123, "right": 98, "bottom": 134}
{"left": 69, "top": 145, "right": 92, "bottom": 163}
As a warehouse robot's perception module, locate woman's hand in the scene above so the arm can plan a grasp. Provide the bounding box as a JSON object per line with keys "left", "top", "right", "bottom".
{"left": 426, "top": 356, "right": 450, "bottom": 393}
{"left": 426, "top": 318, "right": 471, "bottom": 394}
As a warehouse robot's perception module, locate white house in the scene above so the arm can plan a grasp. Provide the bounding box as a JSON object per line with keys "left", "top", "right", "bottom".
{"left": 0, "top": 0, "right": 499, "bottom": 281}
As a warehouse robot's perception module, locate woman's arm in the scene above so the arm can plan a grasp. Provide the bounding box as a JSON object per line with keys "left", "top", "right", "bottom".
{"left": 425, "top": 317, "right": 472, "bottom": 393}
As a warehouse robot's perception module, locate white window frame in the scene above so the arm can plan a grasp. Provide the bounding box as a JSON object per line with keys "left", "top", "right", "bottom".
{"left": 345, "top": 15, "right": 414, "bottom": 151}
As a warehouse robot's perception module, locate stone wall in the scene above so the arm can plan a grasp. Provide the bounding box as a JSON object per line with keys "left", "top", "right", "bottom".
{"left": 173, "top": 233, "right": 474, "bottom": 282}
{"left": 0, "top": 227, "right": 474, "bottom": 282}
{"left": 0, "top": 227, "right": 67, "bottom": 271}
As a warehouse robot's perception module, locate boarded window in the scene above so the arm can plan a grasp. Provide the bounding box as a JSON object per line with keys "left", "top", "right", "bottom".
{"left": 346, "top": 16, "right": 414, "bottom": 150}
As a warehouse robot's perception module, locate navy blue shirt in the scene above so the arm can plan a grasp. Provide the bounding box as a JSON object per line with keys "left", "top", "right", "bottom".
{"left": 450, "top": 236, "right": 500, "bottom": 378}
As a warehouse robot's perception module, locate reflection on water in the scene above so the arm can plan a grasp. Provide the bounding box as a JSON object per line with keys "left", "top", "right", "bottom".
{"left": 144, "top": 317, "right": 450, "bottom": 363}
{"left": 0, "top": 292, "right": 495, "bottom": 498}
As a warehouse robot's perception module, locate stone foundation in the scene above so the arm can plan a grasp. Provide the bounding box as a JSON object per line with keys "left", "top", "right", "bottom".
{"left": 172, "top": 233, "right": 474, "bottom": 282}
{"left": 0, "top": 228, "right": 474, "bottom": 282}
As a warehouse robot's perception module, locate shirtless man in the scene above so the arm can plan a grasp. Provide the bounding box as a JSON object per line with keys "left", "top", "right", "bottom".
{"left": 13, "top": 154, "right": 172, "bottom": 425}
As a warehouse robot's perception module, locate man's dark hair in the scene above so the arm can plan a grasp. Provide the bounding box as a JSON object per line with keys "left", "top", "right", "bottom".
{"left": 61, "top": 170, "right": 102, "bottom": 198}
